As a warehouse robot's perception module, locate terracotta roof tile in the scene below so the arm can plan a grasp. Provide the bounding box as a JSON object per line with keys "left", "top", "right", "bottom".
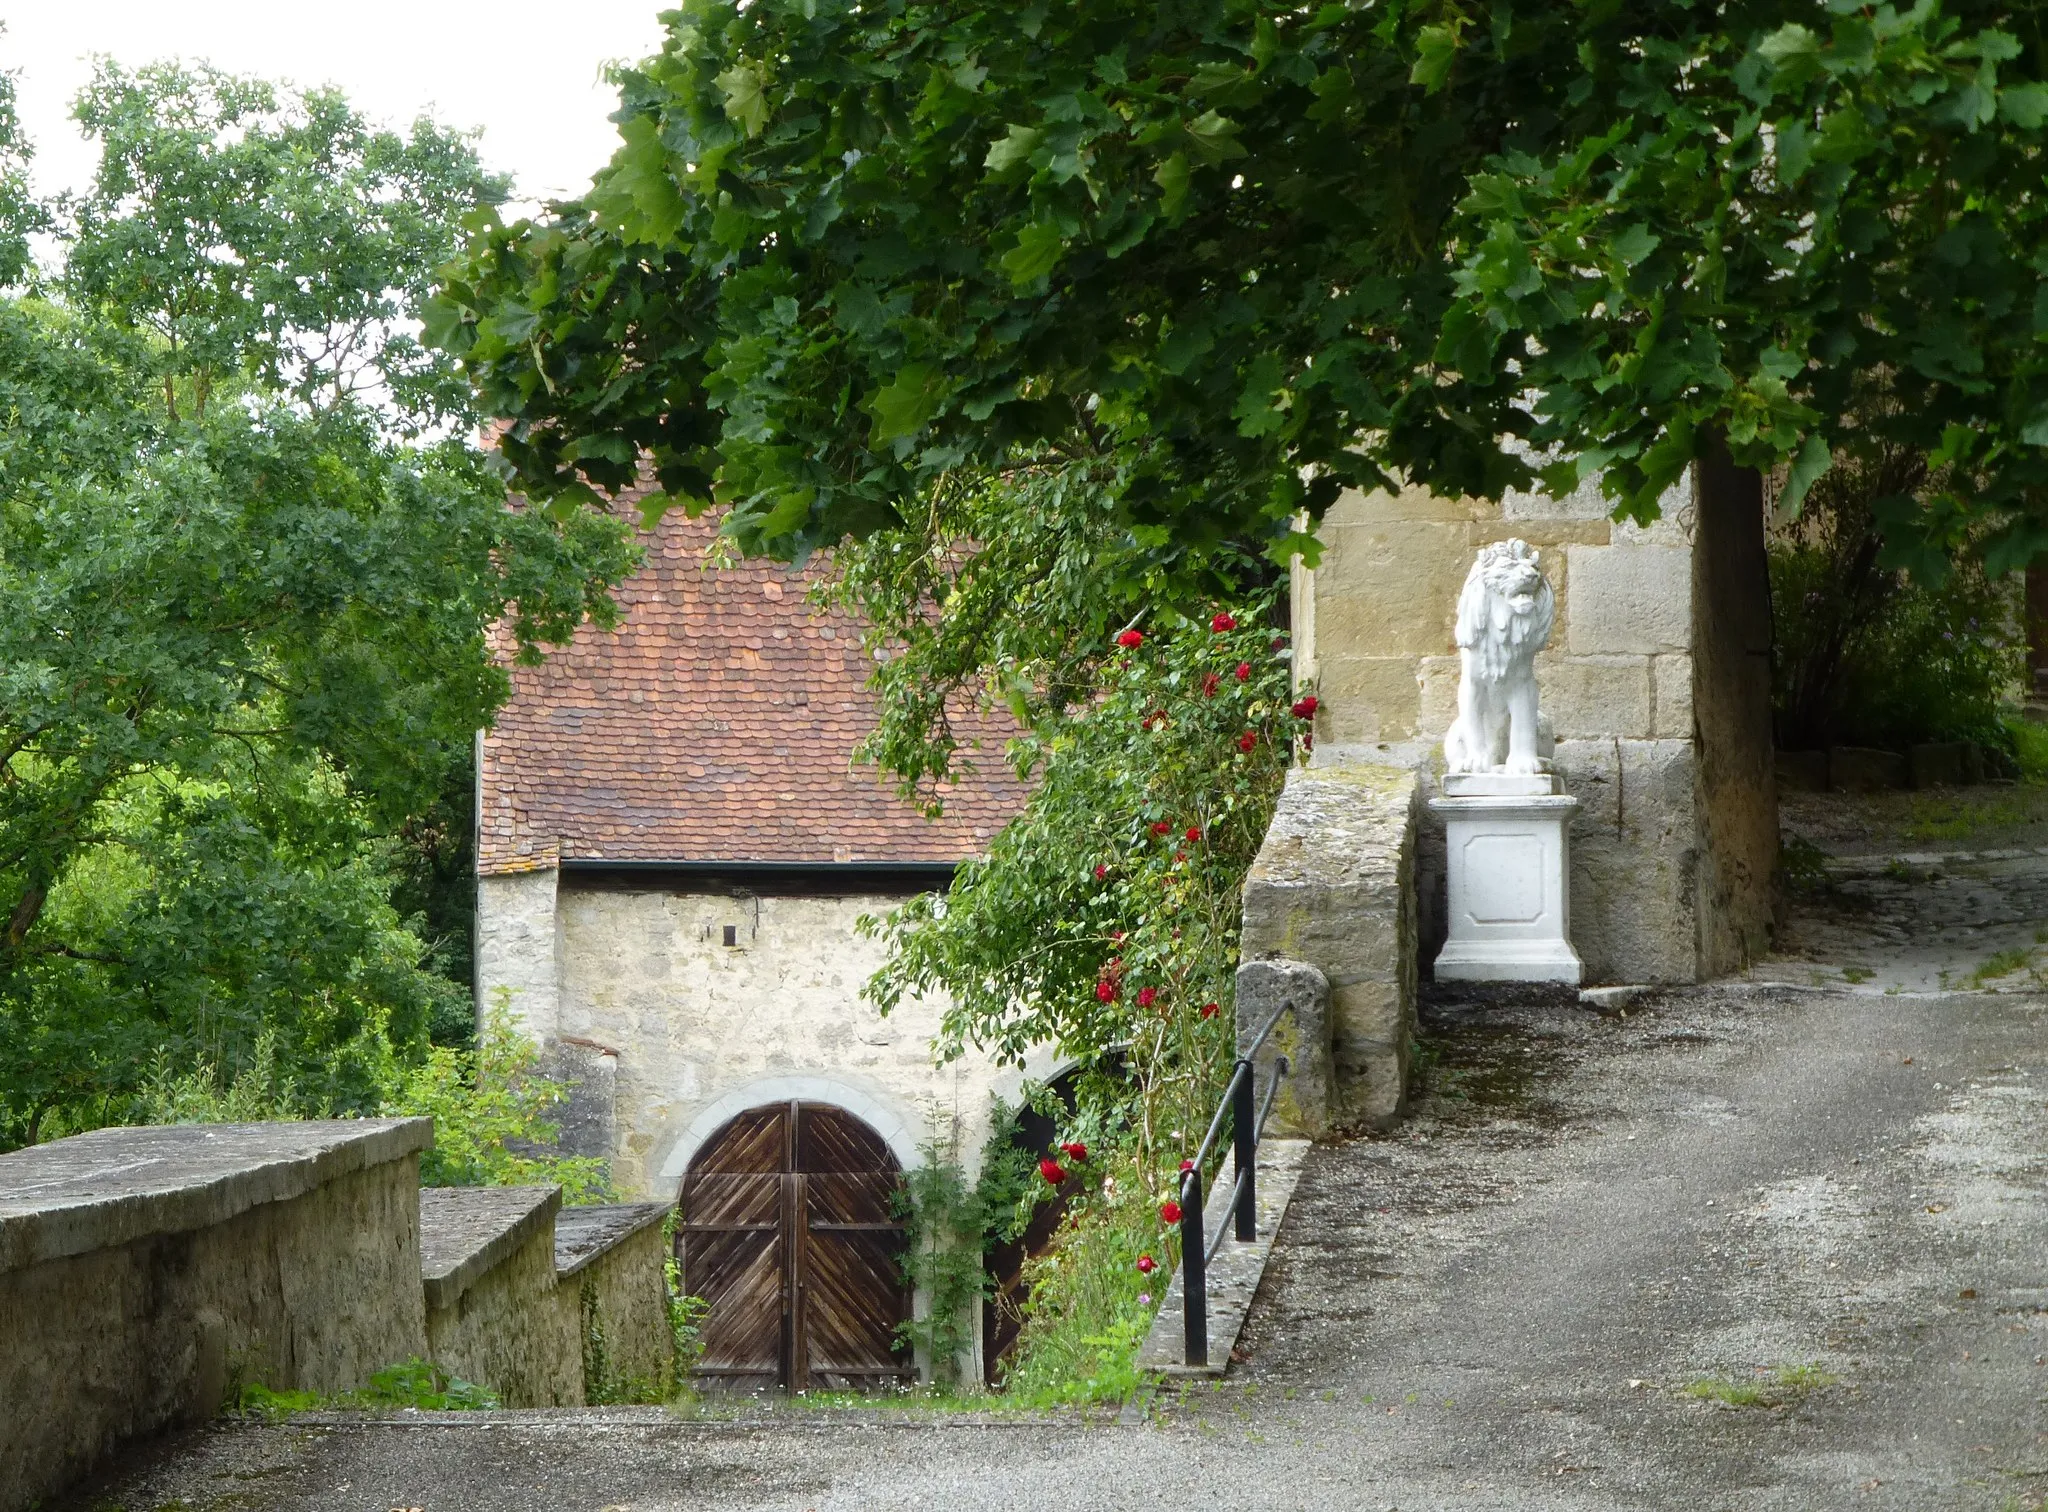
{"left": 478, "top": 505, "right": 1027, "bottom": 872}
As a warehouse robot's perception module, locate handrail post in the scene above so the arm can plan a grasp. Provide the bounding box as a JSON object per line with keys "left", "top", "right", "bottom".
{"left": 1180, "top": 1168, "right": 1207, "bottom": 1368}
{"left": 1231, "top": 1058, "right": 1257, "bottom": 1242}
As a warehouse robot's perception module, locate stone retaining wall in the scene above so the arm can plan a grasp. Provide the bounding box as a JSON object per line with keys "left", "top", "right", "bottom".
{"left": 0, "top": 1120, "right": 432, "bottom": 1512}
{"left": 420, "top": 1186, "right": 581, "bottom": 1407}
{"left": 1239, "top": 764, "right": 1420, "bottom": 1128}
{"left": 555, "top": 1203, "right": 674, "bottom": 1398}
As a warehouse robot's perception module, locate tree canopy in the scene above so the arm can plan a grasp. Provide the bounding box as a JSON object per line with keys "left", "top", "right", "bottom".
{"left": 435, "top": 0, "right": 2048, "bottom": 585}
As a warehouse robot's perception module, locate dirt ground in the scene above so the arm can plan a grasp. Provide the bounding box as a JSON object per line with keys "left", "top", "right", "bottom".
{"left": 63, "top": 792, "right": 2048, "bottom": 1512}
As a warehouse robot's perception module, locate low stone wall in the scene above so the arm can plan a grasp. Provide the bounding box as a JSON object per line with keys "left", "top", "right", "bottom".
{"left": 555, "top": 1203, "right": 673, "bottom": 1398}
{"left": 1240, "top": 763, "right": 1420, "bottom": 1129}
{"left": 420, "top": 1186, "right": 581, "bottom": 1407}
{"left": 0, "top": 1119, "right": 432, "bottom": 1512}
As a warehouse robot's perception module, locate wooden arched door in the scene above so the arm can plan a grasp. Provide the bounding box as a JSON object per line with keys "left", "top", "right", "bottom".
{"left": 679, "top": 1101, "right": 914, "bottom": 1392}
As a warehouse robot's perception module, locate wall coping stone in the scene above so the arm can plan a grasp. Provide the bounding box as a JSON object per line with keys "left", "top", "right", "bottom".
{"left": 0, "top": 1118, "right": 433, "bottom": 1275}
{"left": 553, "top": 1202, "right": 670, "bottom": 1279}
{"left": 420, "top": 1185, "right": 562, "bottom": 1312}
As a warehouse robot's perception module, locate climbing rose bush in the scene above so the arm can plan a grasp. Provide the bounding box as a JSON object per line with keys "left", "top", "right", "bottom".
{"left": 864, "top": 604, "right": 1301, "bottom": 1176}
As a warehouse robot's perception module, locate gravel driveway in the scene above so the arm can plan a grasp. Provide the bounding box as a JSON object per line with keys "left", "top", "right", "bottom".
{"left": 68, "top": 869, "right": 2048, "bottom": 1512}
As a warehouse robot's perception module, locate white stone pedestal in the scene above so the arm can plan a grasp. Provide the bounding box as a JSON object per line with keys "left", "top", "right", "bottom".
{"left": 1429, "top": 773, "right": 1583, "bottom": 984}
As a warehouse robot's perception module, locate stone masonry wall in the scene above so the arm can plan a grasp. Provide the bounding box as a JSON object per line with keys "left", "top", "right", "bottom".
{"left": 557, "top": 1208, "right": 674, "bottom": 1397}
{"left": 1296, "top": 474, "right": 1712, "bottom": 983}
{"left": 421, "top": 1187, "right": 581, "bottom": 1408}
{"left": 476, "top": 876, "right": 1022, "bottom": 1201}
{"left": 0, "top": 1121, "right": 430, "bottom": 1512}
{"left": 1240, "top": 764, "right": 1419, "bottom": 1129}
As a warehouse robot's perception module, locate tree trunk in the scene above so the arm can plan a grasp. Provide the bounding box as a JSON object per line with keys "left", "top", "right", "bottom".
{"left": 1690, "top": 440, "right": 1779, "bottom": 974}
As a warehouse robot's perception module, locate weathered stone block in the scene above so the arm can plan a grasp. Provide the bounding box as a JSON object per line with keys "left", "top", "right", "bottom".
{"left": 555, "top": 1203, "right": 673, "bottom": 1397}
{"left": 1314, "top": 521, "right": 1474, "bottom": 657}
{"left": 1775, "top": 750, "right": 1829, "bottom": 792}
{"left": 1236, "top": 960, "right": 1333, "bottom": 1139}
{"left": 1909, "top": 741, "right": 1972, "bottom": 789}
{"left": 1333, "top": 482, "right": 1500, "bottom": 524}
{"left": 1652, "top": 653, "right": 1695, "bottom": 738}
{"left": 1240, "top": 763, "right": 1418, "bottom": 1128}
{"left": 421, "top": 1186, "right": 581, "bottom": 1408}
{"left": 1565, "top": 544, "right": 1693, "bottom": 654}
{"left": 1314, "top": 654, "right": 1425, "bottom": 745}
{"left": 0, "top": 1120, "right": 432, "bottom": 1512}
{"left": 1830, "top": 746, "right": 1907, "bottom": 793}
{"left": 1536, "top": 655, "right": 1654, "bottom": 739}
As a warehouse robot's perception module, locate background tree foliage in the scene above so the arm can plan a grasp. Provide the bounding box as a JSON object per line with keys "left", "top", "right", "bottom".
{"left": 0, "top": 61, "right": 636, "bottom": 1149}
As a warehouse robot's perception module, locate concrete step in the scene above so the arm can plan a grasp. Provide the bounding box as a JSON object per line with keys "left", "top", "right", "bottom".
{"left": 1133, "top": 1138, "right": 1311, "bottom": 1379}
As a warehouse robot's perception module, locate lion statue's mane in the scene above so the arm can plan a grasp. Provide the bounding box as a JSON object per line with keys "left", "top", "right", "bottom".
{"left": 1442, "top": 539, "right": 1557, "bottom": 776}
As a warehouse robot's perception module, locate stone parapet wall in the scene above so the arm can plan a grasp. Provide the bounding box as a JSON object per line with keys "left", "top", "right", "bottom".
{"left": 420, "top": 1186, "right": 581, "bottom": 1408}
{"left": 555, "top": 1203, "right": 674, "bottom": 1398}
{"left": 0, "top": 1120, "right": 432, "bottom": 1512}
{"left": 1240, "top": 764, "right": 1419, "bottom": 1128}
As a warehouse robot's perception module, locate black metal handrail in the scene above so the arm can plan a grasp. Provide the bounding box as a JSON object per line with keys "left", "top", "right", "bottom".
{"left": 1175, "top": 1003, "right": 1291, "bottom": 1368}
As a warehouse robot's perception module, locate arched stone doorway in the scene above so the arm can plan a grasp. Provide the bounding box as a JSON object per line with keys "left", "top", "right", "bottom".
{"left": 678, "top": 1100, "right": 914, "bottom": 1392}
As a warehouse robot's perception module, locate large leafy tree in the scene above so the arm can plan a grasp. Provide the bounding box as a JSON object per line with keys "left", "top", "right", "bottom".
{"left": 0, "top": 66, "right": 636, "bottom": 1147}
{"left": 437, "top": 0, "right": 2048, "bottom": 627}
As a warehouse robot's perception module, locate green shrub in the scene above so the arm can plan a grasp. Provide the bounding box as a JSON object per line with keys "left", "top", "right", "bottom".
{"left": 137, "top": 993, "right": 611, "bottom": 1203}
{"left": 996, "top": 1151, "right": 1169, "bottom": 1407}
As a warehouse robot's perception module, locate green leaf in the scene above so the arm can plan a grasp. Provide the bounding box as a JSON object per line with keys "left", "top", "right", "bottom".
{"left": 866, "top": 362, "right": 946, "bottom": 445}
{"left": 587, "top": 113, "right": 685, "bottom": 244}
{"left": 1778, "top": 434, "right": 1833, "bottom": 517}
{"left": 1183, "top": 110, "right": 1247, "bottom": 165}
{"left": 1152, "top": 152, "right": 1191, "bottom": 216}
{"left": 1756, "top": 24, "right": 1821, "bottom": 69}
{"left": 1000, "top": 221, "right": 1068, "bottom": 287}
{"left": 2000, "top": 82, "right": 2048, "bottom": 129}
{"left": 716, "top": 63, "right": 771, "bottom": 138}
{"left": 1410, "top": 24, "right": 1462, "bottom": 94}
{"left": 984, "top": 125, "right": 1043, "bottom": 177}
{"left": 1609, "top": 223, "right": 1661, "bottom": 268}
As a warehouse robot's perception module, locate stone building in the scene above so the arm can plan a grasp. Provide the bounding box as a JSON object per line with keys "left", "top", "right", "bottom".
{"left": 1291, "top": 463, "right": 1776, "bottom": 986}
{"left": 474, "top": 508, "right": 1028, "bottom": 1386}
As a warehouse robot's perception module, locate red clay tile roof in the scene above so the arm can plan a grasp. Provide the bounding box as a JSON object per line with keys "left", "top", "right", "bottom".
{"left": 478, "top": 506, "right": 1028, "bottom": 872}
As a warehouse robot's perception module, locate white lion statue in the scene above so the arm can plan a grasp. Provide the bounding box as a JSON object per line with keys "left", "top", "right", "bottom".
{"left": 1442, "top": 539, "right": 1557, "bottom": 776}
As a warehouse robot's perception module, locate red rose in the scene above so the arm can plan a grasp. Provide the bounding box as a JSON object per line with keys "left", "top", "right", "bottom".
{"left": 1159, "top": 1200, "right": 1184, "bottom": 1225}
{"left": 1039, "top": 1159, "right": 1068, "bottom": 1185}
{"left": 1136, "top": 1253, "right": 1157, "bottom": 1275}
{"left": 1211, "top": 613, "right": 1238, "bottom": 633}
{"left": 1095, "top": 980, "right": 1117, "bottom": 1003}
{"left": 1291, "top": 695, "right": 1319, "bottom": 719}
{"left": 1235, "top": 661, "right": 1251, "bottom": 681}
{"left": 1137, "top": 986, "right": 1158, "bottom": 1008}
{"left": 1185, "top": 825, "right": 1202, "bottom": 842}
{"left": 1060, "top": 1141, "right": 1089, "bottom": 1163}
{"left": 1271, "top": 635, "right": 1287, "bottom": 650}
{"left": 1094, "top": 863, "right": 1108, "bottom": 880}
{"left": 1201, "top": 671, "right": 1220, "bottom": 698}
{"left": 1200, "top": 1002, "right": 1219, "bottom": 1019}
{"left": 1150, "top": 820, "right": 1172, "bottom": 836}
{"left": 1238, "top": 731, "right": 1258, "bottom": 752}
{"left": 1116, "top": 628, "right": 1144, "bottom": 649}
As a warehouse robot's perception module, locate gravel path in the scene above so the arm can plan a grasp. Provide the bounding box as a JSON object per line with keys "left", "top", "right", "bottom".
{"left": 69, "top": 868, "right": 2048, "bottom": 1512}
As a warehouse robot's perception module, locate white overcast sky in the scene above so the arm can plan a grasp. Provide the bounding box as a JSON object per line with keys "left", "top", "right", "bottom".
{"left": 2, "top": 1, "right": 670, "bottom": 207}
